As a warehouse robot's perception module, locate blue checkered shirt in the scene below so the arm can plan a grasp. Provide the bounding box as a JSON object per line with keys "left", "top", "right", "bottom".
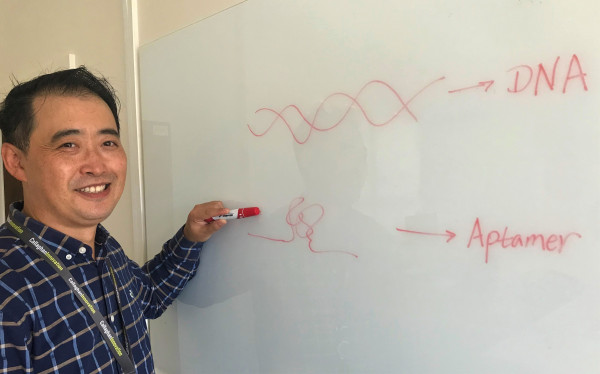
{"left": 0, "top": 202, "right": 203, "bottom": 373}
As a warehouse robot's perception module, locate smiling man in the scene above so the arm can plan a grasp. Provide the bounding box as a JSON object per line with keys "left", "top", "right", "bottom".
{"left": 0, "top": 67, "right": 228, "bottom": 373}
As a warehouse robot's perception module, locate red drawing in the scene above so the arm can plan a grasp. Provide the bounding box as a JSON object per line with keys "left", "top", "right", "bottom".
{"left": 467, "top": 217, "right": 582, "bottom": 263}
{"left": 448, "top": 80, "right": 495, "bottom": 94}
{"left": 396, "top": 228, "right": 456, "bottom": 243}
{"left": 247, "top": 77, "right": 446, "bottom": 144}
{"left": 507, "top": 54, "right": 588, "bottom": 95}
{"left": 248, "top": 197, "right": 359, "bottom": 258}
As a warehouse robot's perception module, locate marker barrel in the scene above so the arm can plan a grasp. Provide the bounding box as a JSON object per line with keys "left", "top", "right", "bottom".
{"left": 205, "top": 207, "right": 260, "bottom": 223}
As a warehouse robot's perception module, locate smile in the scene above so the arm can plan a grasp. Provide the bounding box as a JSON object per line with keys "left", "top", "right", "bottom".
{"left": 77, "top": 184, "right": 108, "bottom": 193}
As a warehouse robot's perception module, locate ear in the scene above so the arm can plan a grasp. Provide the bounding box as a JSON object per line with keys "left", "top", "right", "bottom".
{"left": 1, "top": 143, "right": 28, "bottom": 182}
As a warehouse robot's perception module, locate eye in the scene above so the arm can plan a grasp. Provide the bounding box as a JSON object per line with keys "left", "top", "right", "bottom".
{"left": 59, "top": 142, "right": 76, "bottom": 148}
{"left": 103, "top": 140, "right": 119, "bottom": 147}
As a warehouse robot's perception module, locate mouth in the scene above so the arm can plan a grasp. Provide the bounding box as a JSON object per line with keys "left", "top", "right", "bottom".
{"left": 76, "top": 184, "right": 110, "bottom": 194}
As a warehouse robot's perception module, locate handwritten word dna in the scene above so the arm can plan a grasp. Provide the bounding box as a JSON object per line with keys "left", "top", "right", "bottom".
{"left": 248, "top": 197, "right": 358, "bottom": 258}
{"left": 448, "top": 54, "right": 588, "bottom": 95}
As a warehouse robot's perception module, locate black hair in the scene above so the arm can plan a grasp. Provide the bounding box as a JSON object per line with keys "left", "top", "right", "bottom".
{"left": 0, "top": 66, "right": 120, "bottom": 151}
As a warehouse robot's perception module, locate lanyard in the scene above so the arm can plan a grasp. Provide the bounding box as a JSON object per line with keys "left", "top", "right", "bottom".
{"left": 106, "top": 257, "right": 131, "bottom": 355}
{"left": 6, "top": 215, "right": 136, "bottom": 374}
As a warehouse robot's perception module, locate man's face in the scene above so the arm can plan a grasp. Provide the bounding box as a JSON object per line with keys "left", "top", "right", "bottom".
{"left": 19, "top": 94, "right": 127, "bottom": 233}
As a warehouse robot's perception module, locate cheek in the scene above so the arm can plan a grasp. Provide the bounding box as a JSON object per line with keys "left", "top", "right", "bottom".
{"left": 39, "top": 160, "right": 74, "bottom": 186}
{"left": 29, "top": 164, "right": 73, "bottom": 202}
{"left": 120, "top": 152, "right": 127, "bottom": 175}
{"left": 114, "top": 151, "right": 128, "bottom": 179}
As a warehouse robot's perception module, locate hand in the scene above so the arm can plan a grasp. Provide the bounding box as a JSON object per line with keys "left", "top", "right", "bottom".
{"left": 183, "top": 201, "right": 229, "bottom": 242}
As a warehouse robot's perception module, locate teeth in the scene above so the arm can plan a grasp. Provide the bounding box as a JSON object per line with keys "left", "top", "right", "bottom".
{"left": 79, "top": 185, "right": 107, "bottom": 193}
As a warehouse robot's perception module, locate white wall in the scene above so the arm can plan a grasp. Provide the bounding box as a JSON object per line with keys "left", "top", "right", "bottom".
{"left": 137, "top": 0, "right": 245, "bottom": 46}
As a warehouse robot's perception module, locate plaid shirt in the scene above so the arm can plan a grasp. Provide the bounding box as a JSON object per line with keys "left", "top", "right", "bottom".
{"left": 0, "top": 202, "right": 203, "bottom": 373}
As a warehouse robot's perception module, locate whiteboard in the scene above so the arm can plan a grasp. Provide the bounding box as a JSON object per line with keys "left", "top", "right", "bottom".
{"left": 139, "top": 0, "right": 600, "bottom": 372}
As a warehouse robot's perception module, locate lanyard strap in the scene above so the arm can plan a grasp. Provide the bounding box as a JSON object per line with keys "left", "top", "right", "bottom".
{"left": 6, "top": 216, "right": 136, "bottom": 374}
{"left": 106, "top": 257, "right": 131, "bottom": 355}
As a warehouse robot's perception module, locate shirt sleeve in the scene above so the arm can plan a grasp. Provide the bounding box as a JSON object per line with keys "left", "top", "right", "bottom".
{"left": 0, "top": 293, "right": 33, "bottom": 373}
{"left": 132, "top": 225, "right": 204, "bottom": 319}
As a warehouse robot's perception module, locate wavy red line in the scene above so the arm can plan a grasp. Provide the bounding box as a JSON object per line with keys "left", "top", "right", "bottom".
{"left": 247, "top": 77, "right": 445, "bottom": 144}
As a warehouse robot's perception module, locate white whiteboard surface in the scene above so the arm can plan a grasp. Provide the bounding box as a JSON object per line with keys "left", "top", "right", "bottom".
{"left": 139, "top": 0, "right": 600, "bottom": 372}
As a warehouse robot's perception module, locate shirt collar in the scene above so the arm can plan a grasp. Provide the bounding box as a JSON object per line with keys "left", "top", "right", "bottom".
{"left": 9, "top": 201, "right": 110, "bottom": 256}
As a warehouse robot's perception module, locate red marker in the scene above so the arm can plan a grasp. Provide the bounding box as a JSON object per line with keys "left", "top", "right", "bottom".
{"left": 205, "top": 207, "right": 261, "bottom": 223}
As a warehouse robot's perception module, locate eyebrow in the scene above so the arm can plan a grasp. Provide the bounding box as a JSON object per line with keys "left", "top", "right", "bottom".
{"left": 50, "top": 128, "right": 120, "bottom": 143}
{"left": 50, "top": 129, "right": 80, "bottom": 143}
{"left": 99, "top": 128, "right": 120, "bottom": 137}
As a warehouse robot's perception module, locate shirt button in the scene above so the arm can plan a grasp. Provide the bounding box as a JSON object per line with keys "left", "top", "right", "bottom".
{"left": 65, "top": 254, "right": 73, "bottom": 260}
{"left": 110, "top": 315, "right": 115, "bottom": 322}
{"left": 78, "top": 247, "right": 87, "bottom": 254}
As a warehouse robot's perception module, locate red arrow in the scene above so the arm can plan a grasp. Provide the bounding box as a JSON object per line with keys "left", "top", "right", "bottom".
{"left": 448, "top": 80, "right": 495, "bottom": 94}
{"left": 396, "top": 228, "right": 457, "bottom": 243}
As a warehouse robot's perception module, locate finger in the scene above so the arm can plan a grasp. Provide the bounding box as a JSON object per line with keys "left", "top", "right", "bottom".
{"left": 189, "top": 202, "right": 228, "bottom": 223}
{"left": 205, "top": 219, "right": 227, "bottom": 232}
{"left": 183, "top": 216, "right": 227, "bottom": 242}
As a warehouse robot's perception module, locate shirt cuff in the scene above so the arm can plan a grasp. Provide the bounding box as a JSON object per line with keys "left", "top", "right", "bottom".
{"left": 169, "top": 225, "right": 205, "bottom": 253}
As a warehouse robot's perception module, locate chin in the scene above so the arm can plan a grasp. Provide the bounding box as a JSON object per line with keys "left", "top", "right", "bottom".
{"left": 79, "top": 206, "right": 117, "bottom": 224}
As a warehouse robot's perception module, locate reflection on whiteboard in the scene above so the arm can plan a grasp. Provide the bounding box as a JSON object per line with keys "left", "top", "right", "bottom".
{"left": 140, "top": 0, "right": 600, "bottom": 372}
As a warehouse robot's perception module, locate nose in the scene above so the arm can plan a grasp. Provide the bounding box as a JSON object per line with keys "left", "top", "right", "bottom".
{"left": 80, "top": 147, "right": 108, "bottom": 176}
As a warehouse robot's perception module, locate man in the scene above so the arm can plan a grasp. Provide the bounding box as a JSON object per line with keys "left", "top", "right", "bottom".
{"left": 0, "top": 67, "right": 227, "bottom": 373}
